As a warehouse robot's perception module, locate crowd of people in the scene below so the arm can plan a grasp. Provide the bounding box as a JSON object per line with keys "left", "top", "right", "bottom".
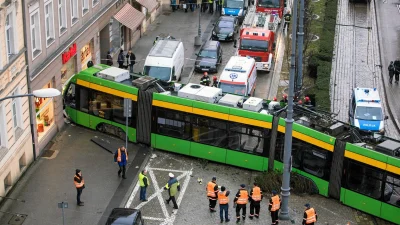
{"left": 388, "top": 59, "right": 400, "bottom": 84}
{"left": 170, "top": 0, "right": 223, "bottom": 13}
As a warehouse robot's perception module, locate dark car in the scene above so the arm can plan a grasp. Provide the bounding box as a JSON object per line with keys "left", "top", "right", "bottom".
{"left": 195, "top": 41, "right": 223, "bottom": 73}
{"left": 211, "top": 16, "right": 239, "bottom": 42}
{"left": 105, "top": 208, "right": 144, "bottom": 225}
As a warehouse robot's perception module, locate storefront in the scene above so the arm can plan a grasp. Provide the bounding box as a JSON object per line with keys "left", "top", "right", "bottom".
{"left": 61, "top": 43, "right": 77, "bottom": 92}
{"left": 35, "top": 82, "right": 55, "bottom": 142}
{"left": 80, "top": 40, "right": 94, "bottom": 70}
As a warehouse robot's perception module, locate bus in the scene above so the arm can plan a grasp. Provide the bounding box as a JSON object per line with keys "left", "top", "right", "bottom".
{"left": 63, "top": 65, "right": 400, "bottom": 224}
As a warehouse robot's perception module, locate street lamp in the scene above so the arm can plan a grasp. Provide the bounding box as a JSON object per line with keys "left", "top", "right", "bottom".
{"left": 0, "top": 88, "right": 61, "bottom": 161}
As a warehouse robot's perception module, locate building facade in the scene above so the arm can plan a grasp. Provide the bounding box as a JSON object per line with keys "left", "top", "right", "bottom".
{"left": 23, "top": 0, "right": 161, "bottom": 155}
{"left": 0, "top": 0, "right": 33, "bottom": 196}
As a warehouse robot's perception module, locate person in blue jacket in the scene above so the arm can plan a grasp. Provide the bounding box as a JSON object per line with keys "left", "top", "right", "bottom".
{"left": 115, "top": 146, "right": 128, "bottom": 179}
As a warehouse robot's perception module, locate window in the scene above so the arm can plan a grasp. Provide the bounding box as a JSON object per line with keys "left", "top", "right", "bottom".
{"left": 79, "top": 87, "right": 89, "bottom": 112}
{"left": 120, "top": 24, "right": 125, "bottom": 50}
{"left": 70, "top": 0, "right": 78, "bottom": 25}
{"left": 45, "top": 1, "right": 55, "bottom": 46}
{"left": 192, "top": 116, "right": 227, "bottom": 148}
{"left": 0, "top": 105, "right": 5, "bottom": 148}
{"left": 82, "top": 0, "right": 88, "bottom": 15}
{"left": 384, "top": 173, "right": 400, "bottom": 207}
{"left": 5, "top": 12, "right": 16, "bottom": 59}
{"left": 19, "top": 153, "right": 27, "bottom": 171}
{"left": 343, "top": 159, "right": 383, "bottom": 199}
{"left": 228, "top": 122, "right": 268, "bottom": 155}
{"left": 155, "top": 108, "right": 190, "bottom": 139}
{"left": 12, "top": 89, "right": 22, "bottom": 130}
{"left": 64, "top": 83, "right": 76, "bottom": 108}
{"left": 30, "top": 9, "right": 42, "bottom": 58}
{"left": 92, "top": 0, "right": 99, "bottom": 8}
{"left": 58, "top": 0, "right": 67, "bottom": 35}
{"left": 4, "top": 173, "right": 11, "bottom": 193}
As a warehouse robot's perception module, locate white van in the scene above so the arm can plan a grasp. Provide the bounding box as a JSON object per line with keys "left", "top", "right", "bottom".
{"left": 218, "top": 56, "right": 257, "bottom": 96}
{"left": 143, "top": 39, "right": 185, "bottom": 82}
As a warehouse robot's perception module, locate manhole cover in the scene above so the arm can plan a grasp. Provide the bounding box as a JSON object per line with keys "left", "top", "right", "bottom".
{"left": 41, "top": 150, "right": 55, "bottom": 158}
{"left": 8, "top": 214, "right": 27, "bottom": 225}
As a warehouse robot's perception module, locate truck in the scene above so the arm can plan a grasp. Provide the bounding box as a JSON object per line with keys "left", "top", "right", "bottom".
{"left": 236, "top": 5, "right": 279, "bottom": 72}
{"left": 255, "top": 0, "right": 285, "bottom": 18}
{"left": 218, "top": 56, "right": 257, "bottom": 96}
{"left": 222, "top": 0, "right": 248, "bottom": 23}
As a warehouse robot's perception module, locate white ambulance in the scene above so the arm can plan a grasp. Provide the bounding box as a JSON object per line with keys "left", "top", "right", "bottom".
{"left": 218, "top": 56, "right": 257, "bottom": 96}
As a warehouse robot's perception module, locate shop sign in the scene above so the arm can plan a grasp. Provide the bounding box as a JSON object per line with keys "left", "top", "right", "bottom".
{"left": 62, "top": 43, "right": 77, "bottom": 64}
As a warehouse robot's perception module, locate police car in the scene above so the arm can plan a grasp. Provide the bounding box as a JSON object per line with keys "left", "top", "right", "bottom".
{"left": 349, "top": 88, "right": 388, "bottom": 134}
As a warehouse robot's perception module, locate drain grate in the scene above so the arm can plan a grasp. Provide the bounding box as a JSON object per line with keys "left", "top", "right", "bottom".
{"left": 8, "top": 214, "right": 27, "bottom": 225}
{"left": 41, "top": 150, "right": 55, "bottom": 158}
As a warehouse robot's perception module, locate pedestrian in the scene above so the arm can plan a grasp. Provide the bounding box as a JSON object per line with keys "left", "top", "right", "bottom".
{"left": 139, "top": 170, "right": 149, "bottom": 201}
{"left": 189, "top": 0, "right": 195, "bottom": 11}
{"left": 118, "top": 50, "right": 125, "bottom": 68}
{"left": 200, "top": 72, "right": 211, "bottom": 86}
{"left": 164, "top": 173, "right": 180, "bottom": 209}
{"left": 218, "top": 186, "right": 230, "bottom": 223}
{"left": 207, "top": 176, "right": 219, "bottom": 212}
{"left": 183, "top": 0, "right": 188, "bottom": 12}
{"left": 388, "top": 61, "right": 395, "bottom": 84}
{"left": 304, "top": 96, "right": 312, "bottom": 107}
{"left": 106, "top": 51, "right": 113, "bottom": 66}
{"left": 302, "top": 203, "right": 318, "bottom": 225}
{"left": 284, "top": 10, "right": 291, "bottom": 30}
{"left": 171, "top": 0, "right": 177, "bottom": 11}
{"left": 208, "top": 0, "right": 214, "bottom": 13}
{"left": 115, "top": 146, "right": 128, "bottom": 179}
{"left": 234, "top": 184, "right": 249, "bottom": 223}
{"left": 197, "top": 0, "right": 202, "bottom": 8}
{"left": 126, "top": 50, "right": 136, "bottom": 73}
{"left": 202, "top": 0, "right": 208, "bottom": 12}
{"left": 212, "top": 76, "right": 218, "bottom": 87}
{"left": 249, "top": 182, "right": 263, "bottom": 220}
{"left": 74, "top": 169, "right": 85, "bottom": 206}
{"left": 269, "top": 190, "right": 281, "bottom": 225}
{"left": 394, "top": 58, "right": 400, "bottom": 84}
{"left": 280, "top": 94, "right": 288, "bottom": 103}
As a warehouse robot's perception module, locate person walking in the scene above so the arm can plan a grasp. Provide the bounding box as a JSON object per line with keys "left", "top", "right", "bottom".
{"left": 218, "top": 186, "right": 230, "bottom": 223}
{"left": 302, "top": 203, "right": 318, "bottom": 225}
{"left": 200, "top": 72, "right": 211, "bottom": 86}
{"left": 208, "top": 0, "right": 214, "bottom": 13}
{"left": 117, "top": 50, "right": 125, "bottom": 68}
{"left": 284, "top": 10, "right": 291, "bottom": 30}
{"left": 234, "top": 184, "right": 249, "bottom": 223}
{"left": 115, "top": 146, "right": 128, "bottom": 179}
{"left": 189, "top": 0, "right": 195, "bottom": 11}
{"left": 388, "top": 61, "right": 395, "bottom": 84}
{"left": 249, "top": 182, "right": 263, "bottom": 220}
{"left": 164, "top": 173, "right": 180, "bottom": 209}
{"left": 394, "top": 58, "right": 400, "bottom": 84}
{"left": 74, "top": 169, "right": 85, "bottom": 206}
{"left": 139, "top": 170, "right": 149, "bottom": 201}
{"left": 207, "top": 176, "right": 219, "bottom": 212}
{"left": 202, "top": 0, "right": 208, "bottom": 12}
{"left": 126, "top": 50, "right": 136, "bottom": 73}
{"left": 106, "top": 51, "right": 113, "bottom": 66}
{"left": 269, "top": 190, "right": 281, "bottom": 225}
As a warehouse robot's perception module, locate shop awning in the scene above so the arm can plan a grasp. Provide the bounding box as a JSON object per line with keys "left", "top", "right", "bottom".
{"left": 114, "top": 4, "right": 145, "bottom": 31}
{"left": 136, "top": 0, "right": 158, "bottom": 12}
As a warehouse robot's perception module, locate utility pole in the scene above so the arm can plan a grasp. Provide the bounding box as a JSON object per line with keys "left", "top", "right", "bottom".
{"left": 296, "top": 0, "right": 305, "bottom": 94}
{"left": 279, "top": 0, "right": 298, "bottom": 221}
{"left": 195, "top": 6, "right": 202, "bottom": 46}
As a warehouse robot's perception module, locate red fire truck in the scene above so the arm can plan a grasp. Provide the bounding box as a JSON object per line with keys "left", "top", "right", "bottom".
{"left": 236, "top": 5, "right": 279, "bottom": 72}
{"left": 255, "top": 0, "right": 285, "bottom": 18}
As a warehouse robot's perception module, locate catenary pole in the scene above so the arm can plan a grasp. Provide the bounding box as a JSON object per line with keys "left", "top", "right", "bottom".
{"left": 296, "top": 0, "right": 305, "bottom": 94}
{"left": 279, "top": 0, "right": 298, "bottom": 220}
{"left": 195, "top": 4, "right": 202, "bottom": 46}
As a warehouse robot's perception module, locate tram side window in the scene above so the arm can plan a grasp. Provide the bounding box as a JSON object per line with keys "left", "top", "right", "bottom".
{"left": 228, "top": 122, "right": 267, "bottom": 155}
{"left": 156, "top": 108, "right": 190, "bottom": 139}
{"left": 89, "top": 90, "right": 118, "bottom": 120}
{"left": 344, "top": 159, "right": 383, "bottom": 199}
{"left": 110, "top": 98, "right": 137, "bottom": 127}
{"left": 384, "top": 173, "right": 400, "bottom": 207}
{"left": 191, "top": 116, "right": 227, "bottom": 148}
{"left": 65, "top": 83, "right": 76, "bottom": 108}
{"left": 80, "top": 87, "right": 89, "bottom": 113}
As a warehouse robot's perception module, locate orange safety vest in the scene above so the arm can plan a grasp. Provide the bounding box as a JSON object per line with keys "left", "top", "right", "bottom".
{"left": 74, "top": 175, "right": 84, "bottom": 188}
{"left": 270, "top": 195, "right": 280, "bottom": 211}
{"left": 237, "top": 189, "right": 248, "bottom": 204}
{"left": 251, "top": 187, "right": 261, "bottom": 201}
{"left": 305, "top": 208, "right": 317, "bottom": 224}
{"left": 117, "top": 148, "right": 128, "bottom": 162}
{"left": 218, "top": 191, "right": 229, "bottom": 204}
{"left": 207, "top": 181, "right": 217, "bottom": 198}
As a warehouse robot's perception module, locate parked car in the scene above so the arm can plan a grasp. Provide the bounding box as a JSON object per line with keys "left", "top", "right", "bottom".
{"left": 211, "top": 16, "right": 239, "bottom": 42}
{"left": 195, "top": 41, "right": 223, "bottom": 73}
{"left": 105, "top": 208, "right": 144, "bottom": 225}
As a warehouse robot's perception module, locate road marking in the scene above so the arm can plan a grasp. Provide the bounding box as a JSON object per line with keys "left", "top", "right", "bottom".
{"left": 142, "top": 216, "right": 165, "bottom": 221}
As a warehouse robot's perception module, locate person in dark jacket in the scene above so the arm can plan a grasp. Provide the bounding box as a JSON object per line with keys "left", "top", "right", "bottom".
{"left": 388, "top": 61, "right": 395, "bottom": 84}
{"left": 200, "top": 72, "right": 211, "bottom": 86}
{"left": 126, "top": 50, "right": 136, "bottom": 73}
{"left": 212, "top": 76, "right": 218, "bottom": 87}
{"left": 139, "top": 170, "right": 149, "bottom": 201}
{"left": 116, "top": 146, "right": 128, "bottom": 179}
{"left": 106, "top": 51, "right": 113, "bottom": 66}
{"left": 117, "top": 50, "right": 125, "bottom": 68}
{"left": 74, "top": 169, "right": 85, "bottom": 206}
{"left": 202, "top": 0, "right": 208, "bottom": 12}
{"left": 164, "top": 173, "right": 180, "bottom": 209}
{"left": 394, "top": 58, "right": 400, "bottom": 84}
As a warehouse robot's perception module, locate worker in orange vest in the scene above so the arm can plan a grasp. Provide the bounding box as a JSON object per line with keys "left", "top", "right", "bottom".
{"left": 74, "top": 169, "right": 85, "bottom": 206}
{"left": 234, "top": 184, "right": 249, "bottom": 223}
{"left": 249, "top": 182, "right": 263, "bottom": 219}
{"left": 269, "top": 190, "right": 281, "bottom": 225}
{"left": 218, "top": 186, "right": 230, "bottom": 223}
{"left": 206, "top": 176, "right": 219, "bottom": 212}
{"left": 303, "top": 203, "right": 318, "bottom": 225}
{"left": 114, "top": 146, "right": 128, "bottom": 179}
